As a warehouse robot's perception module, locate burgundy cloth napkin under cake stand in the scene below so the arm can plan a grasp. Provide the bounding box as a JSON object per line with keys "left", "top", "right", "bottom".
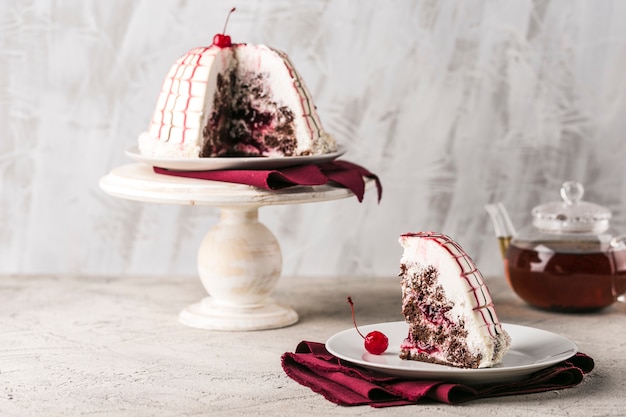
{"left": 281, "top": 341, "right": 594, "bottom": 407}
{"left": 154, "top": 160, "right": 382, "bottom": 203}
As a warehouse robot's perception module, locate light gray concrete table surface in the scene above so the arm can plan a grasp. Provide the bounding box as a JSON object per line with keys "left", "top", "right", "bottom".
{"left": 0, "top": 273, "right": 622, "bottom": 416}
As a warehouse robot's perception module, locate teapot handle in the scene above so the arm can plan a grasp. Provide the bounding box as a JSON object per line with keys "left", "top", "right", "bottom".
{"left": 485, "top": 203, "right": 516, "bottom": 259}
{"left": 610, "top": 235, "right": 626, "bottom": 302}
{"left": 610, "top": 235, "right": 626, "bottom": 249}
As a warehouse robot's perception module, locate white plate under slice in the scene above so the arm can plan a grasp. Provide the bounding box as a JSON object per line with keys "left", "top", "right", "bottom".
{"left": 125, "top": 145, "right": 346, "bottom": 171}
{"left": 325, "top": 322, "right": 577, "bottom": 384}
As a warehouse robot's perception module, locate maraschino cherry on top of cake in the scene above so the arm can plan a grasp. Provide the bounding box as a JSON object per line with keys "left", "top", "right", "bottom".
{"left": 138, "top": 9, "right": 336, "bottom": 159}
{"left": 398, "top": 232, "right": 511, "bottom": 369}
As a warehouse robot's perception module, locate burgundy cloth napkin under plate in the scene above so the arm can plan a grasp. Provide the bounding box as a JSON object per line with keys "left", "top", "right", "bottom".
{"left": 154, "top": 160, "right": 382, "bottom": 203}
{"left": 281, "top": 341, "right": 594, "bottom": 407}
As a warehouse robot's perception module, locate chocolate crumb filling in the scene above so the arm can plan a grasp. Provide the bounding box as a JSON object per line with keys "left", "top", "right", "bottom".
{"left": 202, "top": 60, "right": 297, "bottom": 157}
{"left": 400, "top": 263, "right": 483, "bottom": 369}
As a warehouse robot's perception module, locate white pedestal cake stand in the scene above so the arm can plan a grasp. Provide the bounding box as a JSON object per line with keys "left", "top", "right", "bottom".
{"left": 100, "top": 163, "right": 372, "bottom": 331}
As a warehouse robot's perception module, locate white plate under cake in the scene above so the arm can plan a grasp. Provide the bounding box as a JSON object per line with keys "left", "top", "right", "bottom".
{"left": 326, "top": 322, "right": 577, "bottom": 384}
{"left": 126, "top": 145, "right": 346, "bottom": 171}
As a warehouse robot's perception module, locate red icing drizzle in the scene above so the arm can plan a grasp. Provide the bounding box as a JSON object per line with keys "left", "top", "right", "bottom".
{"left": 277, "top": 50, "right": 321, "bottom": 138}
{"left": 156, "top": 47, "right": 213, "bottom": 144}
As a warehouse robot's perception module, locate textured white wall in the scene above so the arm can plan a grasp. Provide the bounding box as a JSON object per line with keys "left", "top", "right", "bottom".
{"left": 1, "top": 0, "right": 625, "bottom": 280}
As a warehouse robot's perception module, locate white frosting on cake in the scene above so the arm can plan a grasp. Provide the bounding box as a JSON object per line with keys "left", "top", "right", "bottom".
{"left": 138, "top": 43, "right": 336, "bottom": 158}
{"left": 399, "top": 232, "right": 510, "bottom": 368}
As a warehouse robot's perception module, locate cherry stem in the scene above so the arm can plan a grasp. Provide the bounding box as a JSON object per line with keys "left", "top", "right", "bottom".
{"left": 223, "top": 7, "right": 236, "bottom": 35}
{"left": 347, "top": 297, "right": 366, "bottom": 340}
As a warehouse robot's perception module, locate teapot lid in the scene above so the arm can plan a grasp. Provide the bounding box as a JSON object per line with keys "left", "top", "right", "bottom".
{"left": 531, "top": 181, "right": 611, "bottom": 233}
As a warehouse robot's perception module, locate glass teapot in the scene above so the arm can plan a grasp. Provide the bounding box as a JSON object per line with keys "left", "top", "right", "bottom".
{"left": 486, "top": 181, "right": 626, "bottom": 313}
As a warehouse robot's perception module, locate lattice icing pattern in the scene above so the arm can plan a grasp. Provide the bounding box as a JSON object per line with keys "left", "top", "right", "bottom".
{"left": 148, "top": 47, "right": 216, "bottom": 146}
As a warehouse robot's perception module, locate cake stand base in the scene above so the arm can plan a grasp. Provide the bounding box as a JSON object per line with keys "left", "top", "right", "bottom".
{"left": 178, "top": 297, "right": 298, "bottom": 331}
{"left": 100, "top": 164, "right": 370, "bottom": 331}
{"left": 186, "top": 206, "right": 293, "bottom": 331}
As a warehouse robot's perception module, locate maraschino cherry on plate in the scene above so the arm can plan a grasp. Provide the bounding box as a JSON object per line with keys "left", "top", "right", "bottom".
{"left": 346, "top": 296, "right": 388, "bottom": 355}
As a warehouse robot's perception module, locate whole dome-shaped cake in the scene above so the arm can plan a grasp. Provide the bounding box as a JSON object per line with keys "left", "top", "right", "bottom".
{"left": 138, "top": 35, "right": 336, "bottom": 159}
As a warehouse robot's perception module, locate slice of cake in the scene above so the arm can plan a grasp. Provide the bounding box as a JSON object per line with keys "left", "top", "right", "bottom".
{"left": 138, "top": 41, "right": 336, "bottom": 159}
{"left": 398, "top": 232, "right": 511, "bottom": 369}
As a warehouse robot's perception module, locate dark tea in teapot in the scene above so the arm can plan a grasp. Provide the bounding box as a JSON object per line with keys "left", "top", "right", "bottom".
{"left": 505, "top": 242, "right": 626, "bottom": 312}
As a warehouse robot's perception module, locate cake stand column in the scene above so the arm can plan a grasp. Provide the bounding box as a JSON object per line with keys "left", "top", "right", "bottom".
{"left": 178, "top": 205, "right": 298, "bottom": 331}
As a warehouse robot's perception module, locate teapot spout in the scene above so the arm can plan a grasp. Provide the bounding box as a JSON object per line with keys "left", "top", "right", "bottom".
{"left": 485, "top": 203, "right": 516, "bottom": 259}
